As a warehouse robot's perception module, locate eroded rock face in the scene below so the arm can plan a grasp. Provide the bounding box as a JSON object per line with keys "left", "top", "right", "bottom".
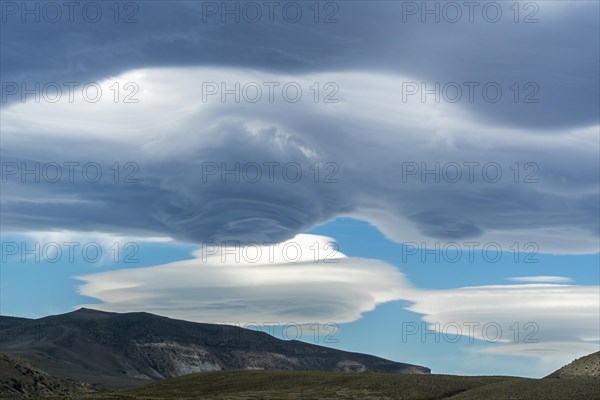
{"left": 125, "top": 341, "right": 222, "bottom": 379}
{"left": 228, "top": 350, "right": 300, "bottom": 370}
{"left": 335, "top": 360, "right": 367, "bottom": 372}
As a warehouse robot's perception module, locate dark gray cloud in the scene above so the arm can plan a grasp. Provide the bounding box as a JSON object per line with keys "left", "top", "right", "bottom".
{"left": 1, "top": 68, "right": 597, "bottom": 252}
{"left": 1, "top": 2, "right": 598, "bottom": 253}
{"left": 1, "top": 1, "right": 598, "bottom": 128}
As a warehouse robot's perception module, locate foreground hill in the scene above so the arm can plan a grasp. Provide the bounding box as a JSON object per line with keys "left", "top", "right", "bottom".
{"left": 546, "top": 351, "right": 600, "bottom": 379}
{"left": 0, "top": 308, "right": 428, "bottom": 390}
{"left": 0, "top": 353, "right": 95, "bottom": 398}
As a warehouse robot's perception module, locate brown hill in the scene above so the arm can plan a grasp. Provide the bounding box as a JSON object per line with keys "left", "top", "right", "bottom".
{"left": 0, "top": 352, "right": 95, "bottom": 398}
{"left": 546, "top": 351, "right": 600, "bottom": 379}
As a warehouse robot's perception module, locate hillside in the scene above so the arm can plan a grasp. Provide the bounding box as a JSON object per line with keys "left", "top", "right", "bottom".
{"left": 32, "top": 370, "right": 600, "bottom": 400}
{"left": 450, "top": 377, "right": 600, "bottom": 400}
{"left": 116, "top": 370, "right": 507, "bottom": 400}
{"left": 2, "top": 336, "right": 598, "bottom": 400}
{"left": 0, "top": 353, "right": 95, "bottom": 398}
{"left": 0, "top": 308, "right": 429, "bottom": 390}
{"left": 546, "top": 351, "right": 600, "bottom": 379}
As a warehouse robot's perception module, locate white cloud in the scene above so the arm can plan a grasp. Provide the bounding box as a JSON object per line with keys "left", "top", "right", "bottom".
{"left": 76, "top": 234, "right": 414, "bottom": 324}
{"left": 508, "top": 276, "right": 573, "bottom": 283}
{"left": 405, "top": 283, "right": 599, "bottom": 364}
{"left": 76, "top": 233, "right": 599, "bottom": 369}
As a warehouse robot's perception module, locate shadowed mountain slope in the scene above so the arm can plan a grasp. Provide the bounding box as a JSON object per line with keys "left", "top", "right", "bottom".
{"left": 0, "top": 308, "right": 429, "bottom": 390}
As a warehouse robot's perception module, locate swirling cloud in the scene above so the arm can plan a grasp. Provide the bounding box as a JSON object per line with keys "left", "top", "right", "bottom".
{"left": 2, "top": 68, "right": 598, "bottom": 253}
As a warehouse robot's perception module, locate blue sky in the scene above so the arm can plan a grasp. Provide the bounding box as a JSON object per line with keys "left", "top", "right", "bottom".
{"left": 1, "top": 0, "right": 599, "bottom": 378}
{"left": 2, "top": 217, "right": 598, "bottom": 376}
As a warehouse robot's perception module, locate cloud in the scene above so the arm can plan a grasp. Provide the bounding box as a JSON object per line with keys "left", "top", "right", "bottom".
{"left": 1, "top": 67, "right": 598, "bottom": 253}
{"left": 3, "top": 0, "right": 597, "bottom": 378}
{"left": 76, "top": 234, "right": 414, "bottom": 324}
{"left": 508, "top": 276, "right": 574, "bottom": 283}
{"left": 2, "top": 2, "right": 598, "bottom": 128}
{"left": 402, "top": 281, "right": 599, "bottom": 374}
{"left": 76, "top": 234, "right": 599, "bottom": 366}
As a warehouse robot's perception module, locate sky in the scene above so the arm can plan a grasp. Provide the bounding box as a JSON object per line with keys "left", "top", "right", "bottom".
{"left": 1, "top": 0, "right": 599, "bottom": 378}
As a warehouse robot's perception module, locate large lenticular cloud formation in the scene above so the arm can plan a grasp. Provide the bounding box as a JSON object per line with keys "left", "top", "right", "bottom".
{"left": 1, "top": 2, "right": 599, "bottom": 253}
{"left": 1, "top": 68, "right": 598, "bottom": 252}
{"left": 76, "top": 234, "right": 413, "bottom": 323}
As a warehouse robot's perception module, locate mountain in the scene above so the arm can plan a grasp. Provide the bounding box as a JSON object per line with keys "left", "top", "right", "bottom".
{"left": 546, "top": 351, "right": 600, "bottom": 379}
{"left": 0, "top": 308, "right": 429, "bottom": 390}
{"left": 0, "top": 352, "right": 95, "bottom": 398}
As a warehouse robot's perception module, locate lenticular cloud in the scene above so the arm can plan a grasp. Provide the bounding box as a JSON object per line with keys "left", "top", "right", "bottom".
{"left": 76, "top": 234, "right": 600, "bottom": 364}
{"left": 76, "top": 234, "right": 413, "bottom": 324}
{"left": 1, "top": 67, "right": 598, "bottom": 253}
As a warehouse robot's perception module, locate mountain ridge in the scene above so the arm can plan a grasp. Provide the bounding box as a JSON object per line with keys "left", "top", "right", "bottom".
{"left": 0, "top": 308, "right": 429, "bottom": 390}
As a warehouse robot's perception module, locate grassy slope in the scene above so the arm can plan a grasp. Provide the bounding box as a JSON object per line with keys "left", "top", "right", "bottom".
{"left": 26, "top": 370, "right": 600, "bottom": 400}
{"left": 449, "top": 377, "right": 600, "bottom": 400}
{"left": 44, "top": 371, "right": 509, "bottom": 400}
{"left": 120, "top": 370, "right": 508, "bottom": 399}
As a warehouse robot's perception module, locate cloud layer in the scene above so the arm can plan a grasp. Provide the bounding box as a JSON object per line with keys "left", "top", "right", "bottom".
{"left": 2, "top": 2, "right": 598, "bottom": 128}
{"left": 2, "top": 67, "right": 598, "bottom": 253}
{"left": 77, "top": 234, "right": 413, "bottom": 323}
{"left": 76, "top": 234, "right": 599, "bottom": 364}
